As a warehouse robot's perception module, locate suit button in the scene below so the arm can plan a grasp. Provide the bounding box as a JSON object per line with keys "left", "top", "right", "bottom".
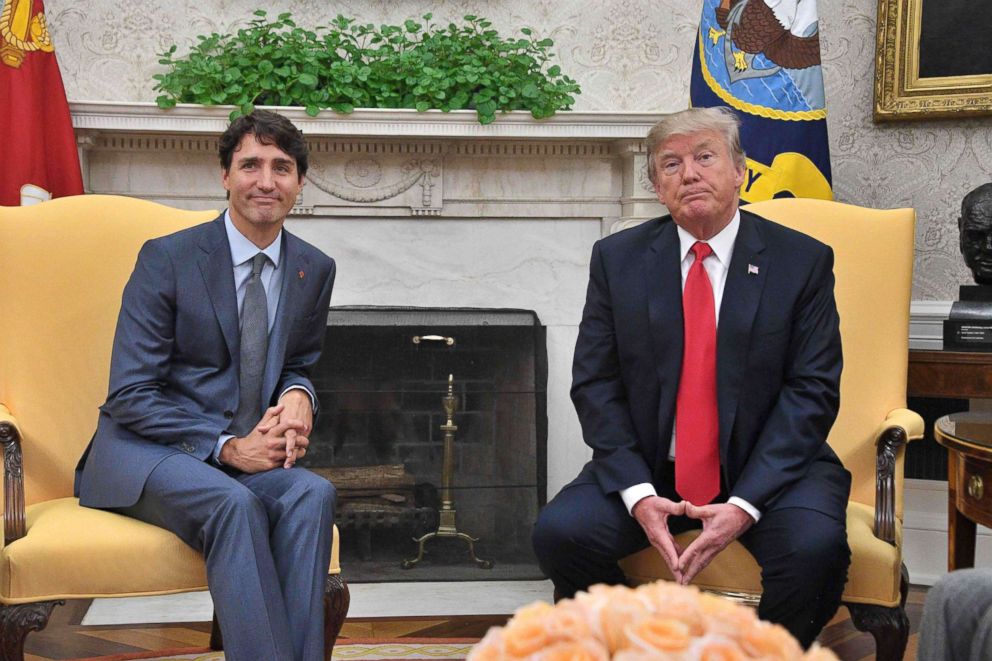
{"left": 224, "top": 410, "right": 234, "bottom": 419}
{"left": 181, "top": 442, "right": 195, "bottom": 453}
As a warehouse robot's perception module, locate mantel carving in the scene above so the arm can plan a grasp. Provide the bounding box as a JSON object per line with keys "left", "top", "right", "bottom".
{"left": 307, "top": 158, "right": 442, "bottom": 215}
{"left": 71, "top": 102, "right": 665, "bottom": 222}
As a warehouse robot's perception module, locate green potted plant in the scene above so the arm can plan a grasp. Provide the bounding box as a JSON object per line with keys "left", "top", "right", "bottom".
{"left": 154, "top": 11, "right": 580, "bottom": 124}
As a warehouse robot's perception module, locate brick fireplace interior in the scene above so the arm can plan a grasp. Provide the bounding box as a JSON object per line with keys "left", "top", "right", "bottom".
{"left": 299, "top": 306, "right": 548, "bottom": 582}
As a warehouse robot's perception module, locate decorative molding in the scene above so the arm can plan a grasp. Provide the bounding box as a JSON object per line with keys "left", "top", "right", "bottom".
{"left": 70, "top": 102, "right": 662, "bottom": 140}
{"left": 873, "top": 0, "right": 992, "bottom": 121}
{"left": 910, "top": 300, "right": 951, "bottom": 350}
{"left": 93, "top": 135, "right": 217, "bottom": 153}
{"left": 449, "top": 143, "right": 614, "bottom": 157}
{"left": 312, "top": 142, "right": 446, "bottom": 156}
{"left": 81, "top": 133, "right": 618, "bottom": 159}
{"left": 308, "top": 159, "right": 440, "bottom": 207}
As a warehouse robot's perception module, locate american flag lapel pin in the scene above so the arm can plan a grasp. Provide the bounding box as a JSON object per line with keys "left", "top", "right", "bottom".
{"left": 298, "top": 270, "right": 305, "bottom": 280}
{"left": 747, "top": 264, "right": 759, "bottom": 275}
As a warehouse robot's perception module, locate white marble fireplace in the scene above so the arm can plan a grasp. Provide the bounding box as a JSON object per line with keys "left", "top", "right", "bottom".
{"left": 71, "top": 102, "right": 666, "bottom": 499}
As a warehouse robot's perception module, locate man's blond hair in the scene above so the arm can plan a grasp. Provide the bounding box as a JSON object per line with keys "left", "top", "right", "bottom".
{"left": 646, "top": 107, "right": 746, "bottom": 184}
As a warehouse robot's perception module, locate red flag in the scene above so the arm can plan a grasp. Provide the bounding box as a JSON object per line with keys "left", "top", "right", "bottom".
{"left": 1, "top": 0, "right": 83, "bottom": 206}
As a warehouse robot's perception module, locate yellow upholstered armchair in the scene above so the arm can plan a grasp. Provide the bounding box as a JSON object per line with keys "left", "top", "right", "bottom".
{"left": 0, "top": 195, "right": 348, "bottom": 660}
{"left": 619, "top": 198, "right": 924, "bottom": 661}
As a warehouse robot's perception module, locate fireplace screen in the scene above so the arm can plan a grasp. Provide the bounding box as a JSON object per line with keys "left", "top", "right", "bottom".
{"left": 299, "top": 307, "right": 548, "bottom": 582}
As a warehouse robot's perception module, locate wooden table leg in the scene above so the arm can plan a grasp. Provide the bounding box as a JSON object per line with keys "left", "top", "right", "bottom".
{"left": 948, "top": 451, "right": 977, "bottom": 570}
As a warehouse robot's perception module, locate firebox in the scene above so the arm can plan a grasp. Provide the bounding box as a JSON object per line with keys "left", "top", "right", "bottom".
{"left": 299, "top": 307, "right": 548, "bottom": 582}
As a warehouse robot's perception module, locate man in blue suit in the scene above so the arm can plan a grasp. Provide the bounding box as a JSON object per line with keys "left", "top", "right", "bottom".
{"left": 75, "top": 110, "right": 337, "bottom": 661}
{"left": 533, "top": 107, "right": 851, "bottom": 647}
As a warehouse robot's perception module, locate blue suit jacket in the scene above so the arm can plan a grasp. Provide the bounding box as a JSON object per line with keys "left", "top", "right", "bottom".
{"left": 75, "top": 215, "right": 336, "bottom": 509}
{"left": 571, "top": 209, "right": 849, "bottom": 519}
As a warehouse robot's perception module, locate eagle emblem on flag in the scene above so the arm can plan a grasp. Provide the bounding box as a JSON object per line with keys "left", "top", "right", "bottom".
{"left": 691, "top": 0, "right": 832, "bottom": 202}
{"left": 1, "top": 0, "right": 54, "bottom": 69}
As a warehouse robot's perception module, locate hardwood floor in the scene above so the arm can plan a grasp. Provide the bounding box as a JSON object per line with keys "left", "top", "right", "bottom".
{"left": 24, "top": 587, "right": 927, "bottom": 660}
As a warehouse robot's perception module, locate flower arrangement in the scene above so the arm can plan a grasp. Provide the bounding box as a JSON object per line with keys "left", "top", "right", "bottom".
{"left": 468, "top": 582, "right": 838, "bottom": 660}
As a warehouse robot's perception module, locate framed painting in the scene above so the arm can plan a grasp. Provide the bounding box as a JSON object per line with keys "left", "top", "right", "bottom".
{"left": 874, "top": 0, "right": 992, "bottom": 121}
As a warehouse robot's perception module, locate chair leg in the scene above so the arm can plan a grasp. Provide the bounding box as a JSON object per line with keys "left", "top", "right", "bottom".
{"left": 846, "top": 566, "right": 911, "bottom": 661}
{"left": 0, "top": 600, "right": 62, "bottom": 661}
{"left": 323, "top": 574, "right": 351, "bottom": 661}
{"left": 847, "top": 601, "right": 908, "bottom": 661}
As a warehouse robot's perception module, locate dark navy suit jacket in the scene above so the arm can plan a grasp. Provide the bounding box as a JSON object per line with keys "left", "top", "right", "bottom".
{"left": 571, "top": 209, "right": 849, "bottom": 519}
{"left": 75, "top": 214, "right": 335, "bottom": 509}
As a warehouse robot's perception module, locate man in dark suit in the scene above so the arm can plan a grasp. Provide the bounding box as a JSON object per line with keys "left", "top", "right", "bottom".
{"left": 75, "top": 110, "right": 336, "bottom": 661}
{"left": 532, "top": 107, "right": 851, "bottom": 647}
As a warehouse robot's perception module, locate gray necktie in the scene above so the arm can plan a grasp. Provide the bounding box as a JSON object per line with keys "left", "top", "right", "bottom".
{"left": 232, "top": 253, "right": 269, "bottom": 436}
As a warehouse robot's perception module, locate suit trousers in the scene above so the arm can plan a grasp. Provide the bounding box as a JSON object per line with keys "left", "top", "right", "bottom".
{"left": 918, "top": 568, "right": 992, "bottom": 661}
{"left": 118, "top": 453, "right": 336, "bottom": 661}
{"left": 532, "top": 477, "right": 850, "bottom": 648}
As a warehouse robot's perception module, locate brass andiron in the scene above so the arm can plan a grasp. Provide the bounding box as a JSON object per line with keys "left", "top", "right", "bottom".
{"left": 402, "top": 374, "right": 493, "bottom": 569}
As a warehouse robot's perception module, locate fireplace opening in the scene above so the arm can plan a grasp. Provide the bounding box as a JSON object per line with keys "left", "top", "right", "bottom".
{"left": 300, "top": 307, "right": 548, "bottom": 582}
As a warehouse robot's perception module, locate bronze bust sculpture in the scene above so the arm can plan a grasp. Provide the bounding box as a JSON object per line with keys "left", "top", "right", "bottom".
{"left": 959, "top": 183, "right": 992, "bottom": 285}
{"left": 946, "top": 183, "right": 992, "bottom": 350}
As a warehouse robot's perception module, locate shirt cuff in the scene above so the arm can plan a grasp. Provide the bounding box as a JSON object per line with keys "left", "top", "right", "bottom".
{"left": 619, "top": 483, "right": 658, "bottom": 515}
{"left": 214, "top": 434, "right": 235, "bottom": 465}
{"left": 727, "top": 496, "right": 761, "bottom": 522}
{"left": 280, "top": 385, "right": 316, "bottom": 413}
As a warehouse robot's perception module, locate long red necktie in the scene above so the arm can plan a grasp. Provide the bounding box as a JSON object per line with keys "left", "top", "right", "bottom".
{"left": 675, "top": 241, "right": 720, "bottom": 505}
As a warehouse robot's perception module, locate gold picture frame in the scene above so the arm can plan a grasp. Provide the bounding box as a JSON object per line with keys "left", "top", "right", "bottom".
{"left": 874, "top": 0, "right": 992, "bottom": 121}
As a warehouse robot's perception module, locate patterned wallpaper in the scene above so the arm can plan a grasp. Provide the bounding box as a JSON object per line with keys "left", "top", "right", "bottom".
{"left": 45, "top": 0, "right": 992, "bottom": 300}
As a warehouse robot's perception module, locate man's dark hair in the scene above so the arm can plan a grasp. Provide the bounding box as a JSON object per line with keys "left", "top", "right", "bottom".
{"left": 219, "top": 109, "right": 309, "bottom": 178}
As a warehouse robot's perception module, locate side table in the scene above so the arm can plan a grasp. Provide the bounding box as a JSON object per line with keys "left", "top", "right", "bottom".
{"left": 910, "top": 350, "right": 992, "bottom": 399}
{"left": 935, "top": 412, "right": 992, "bottom": 570}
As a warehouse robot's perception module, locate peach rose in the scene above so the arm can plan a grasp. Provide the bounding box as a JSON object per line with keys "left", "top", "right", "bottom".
{"left": 637, "top": 581, "right": 708, "bottom": 636}
{"left": 467, "top": 582, "right": 839, "bottom": 661}
{"left": 696, "top": 593, "right": 759, "bottom": 640}
{"left": 502, "top": 617, "right": 551, "bottom": 658}
{"left": 740, "top": 621, "right": 803, "bottom": 660}
{"left": 596, "top": 598, "right": 651, "bottom": 653}
{"left": 572, "top": 584, "right": 651, "bottom": 653}
{"left": 693, "top": 637, "right": 747, "bottom": 661}
{"left": 513, "top": 601, "right": 555, "bottom": 624}
{"left": 537, "top": 639, "right": 610, "bottom": 661}
{"left": 622, "top": 615, "right": 693, "bottom": 654}
{"left": 612, "top": 650, "right": 663, "bottom": 661}
{"left": 544, "top": 600, "right": 593, "bottom": 643}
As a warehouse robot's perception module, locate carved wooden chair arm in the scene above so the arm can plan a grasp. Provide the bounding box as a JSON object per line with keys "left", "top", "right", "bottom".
{"left": 872, "top": 407, "right": 925, "bottom": 545}
{"left": 0, "top": 404, "right": 26, "bottom": 547}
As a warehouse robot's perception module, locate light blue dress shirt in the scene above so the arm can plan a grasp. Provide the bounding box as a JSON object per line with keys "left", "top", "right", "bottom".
{"left": 213, "top": 211, "right": 315, "bottom": 463}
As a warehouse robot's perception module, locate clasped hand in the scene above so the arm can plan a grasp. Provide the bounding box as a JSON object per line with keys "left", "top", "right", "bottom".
{"left": 631, "top": 496, "right": 753, "bottom": 585}
{"left": 219, "top": 401, "right": 311, "bottom": 473}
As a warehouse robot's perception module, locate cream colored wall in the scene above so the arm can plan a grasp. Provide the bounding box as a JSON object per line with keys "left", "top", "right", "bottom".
{"left": 46, "top": 0, "right": 992, "bottom": 300}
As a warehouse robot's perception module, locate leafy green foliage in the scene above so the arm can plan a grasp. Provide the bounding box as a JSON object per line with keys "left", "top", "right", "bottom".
{"left": 153, "top": 11, "right": 580, "bottom": 124}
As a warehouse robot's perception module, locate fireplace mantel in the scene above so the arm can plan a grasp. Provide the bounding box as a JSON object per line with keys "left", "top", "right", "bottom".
{"left": 70, "top": 101, "right": 661, "bottom": 141}
{"left": 69, "top": 101, "right": 665, "bottom": 224}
